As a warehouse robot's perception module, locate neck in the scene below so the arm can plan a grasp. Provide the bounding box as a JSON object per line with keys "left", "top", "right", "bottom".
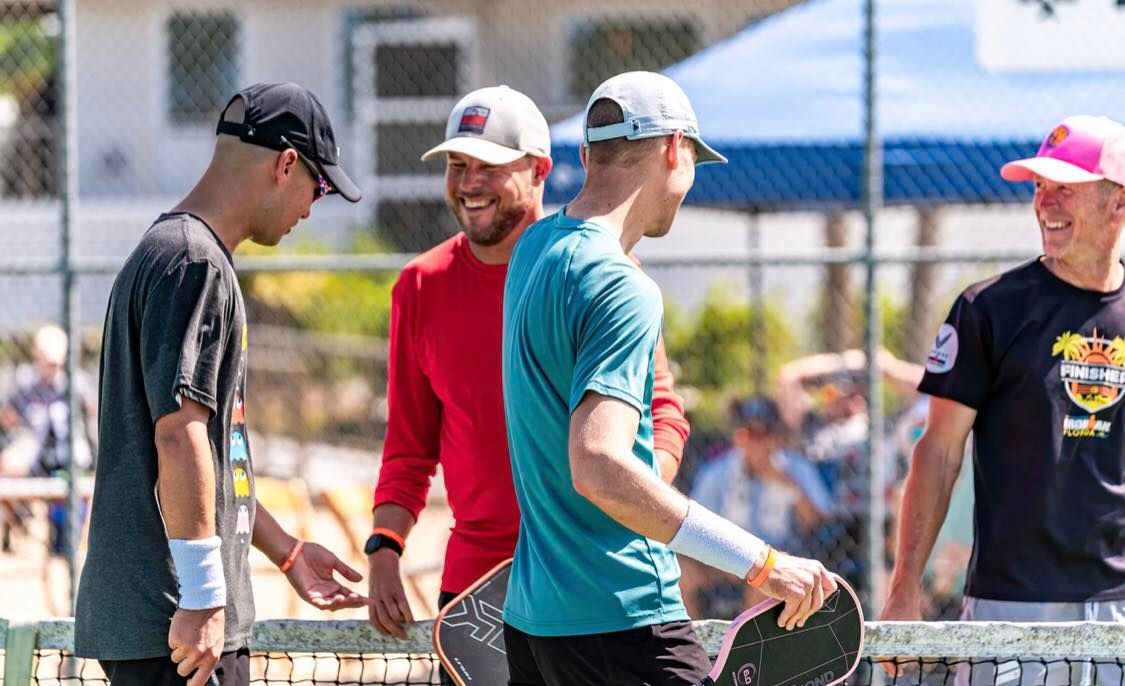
{"left": 170, "top": 168, "right": 253, "bottom": 254}
{"left": 465, "top": 202, "right": 544, "bottom": 265}
{"left": 566, "top": 172, "right": 656, "bottom": 253}
{"left": 1042, "top": 252, "right": 1124, "bottom": 292}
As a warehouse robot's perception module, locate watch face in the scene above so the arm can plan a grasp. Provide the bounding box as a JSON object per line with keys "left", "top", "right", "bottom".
{"left": 364, "top": 534, "right": 385, "bottom": 555}
{"left": 365, "top": 533, "right": 403, "bottom": 556}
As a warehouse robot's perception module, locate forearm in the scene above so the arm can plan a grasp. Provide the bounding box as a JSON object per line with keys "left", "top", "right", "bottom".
{"left": 155, "top": 422, "right": 216, "bottom": 540}
{"left": 655, "top": 448, "right": 679, "bottom": 485}
{"left": 371, "top": 502, "right": 417, "bottom": 539}
{"left": 888, "top": 437, "right": 962, "bottom": 594}
{"left": 574, "top": 445, "right": 689, "bottom": 542}
{"left": 251, "top": 502, "right": 297, "bottom": 567}
{"left": 651, "top": 335, "right": 689, "bottom": 476}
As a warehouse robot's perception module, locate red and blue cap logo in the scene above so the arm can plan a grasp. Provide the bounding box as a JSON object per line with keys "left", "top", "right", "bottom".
{"left": 458, "top": 106, "right": 490, "bottom": 135}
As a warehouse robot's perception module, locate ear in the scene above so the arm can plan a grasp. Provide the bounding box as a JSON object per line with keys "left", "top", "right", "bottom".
{"left": 665, "top": 130, "right": 687, "bottom": 170}
{"left": 532, "top": 155, "right": 553, "bottom": 184}
{"left": 274, "top": 149, "right": 299, "bottom": 184}
{"left": 579, "top": 144, "right": 589, "bottom": 171}
{"left": 732, "top": 427, "right": 750, "bottom": 449}
{"left": 1113, "top": 185, "right": 1125, "bottom": 220}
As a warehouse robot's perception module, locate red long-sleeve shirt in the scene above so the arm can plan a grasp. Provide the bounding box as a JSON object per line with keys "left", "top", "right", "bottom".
{"left": 374, "top": 233, "right": 689, "bottom": 594}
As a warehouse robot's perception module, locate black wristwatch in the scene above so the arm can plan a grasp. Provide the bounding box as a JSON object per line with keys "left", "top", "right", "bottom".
{"left": 364, "top": 531, "right": 404, "bottom": 557}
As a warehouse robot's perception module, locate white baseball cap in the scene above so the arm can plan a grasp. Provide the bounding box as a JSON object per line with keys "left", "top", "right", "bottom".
{"left": 583, "top": 71, "right": 727, "bottom": 166}
{"left": 421, "top": 85, "right": 550, "bottom": 165}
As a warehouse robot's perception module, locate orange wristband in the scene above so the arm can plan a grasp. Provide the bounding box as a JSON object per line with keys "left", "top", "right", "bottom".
{"left": 747, "top": 546, "right": 777, "bottom": 588}
{"left": 279, "top": 540, "right": 304, "bottom": 573}
{"left": 372, "top": 527, "right": 406, "bottom": 553}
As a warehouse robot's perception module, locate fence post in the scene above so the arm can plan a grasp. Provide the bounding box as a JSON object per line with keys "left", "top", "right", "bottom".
{"left": 862, "top": 0, "right": 887, "bottom": 616}
{"left": 3, "top": 620, "right": 38, "bottom": 685}
{"left": 57, "top": 0, "right": 83, "bottom": 613}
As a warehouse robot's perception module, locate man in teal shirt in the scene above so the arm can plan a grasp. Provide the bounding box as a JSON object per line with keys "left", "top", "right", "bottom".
{"left": 502, "top": 71, "right": 837, "bottom": 684}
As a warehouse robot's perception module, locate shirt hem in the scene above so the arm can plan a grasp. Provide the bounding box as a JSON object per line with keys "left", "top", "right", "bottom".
{"left": 965, "top": 586, "right": 1125, "bottom": 603}
{"left": 503, "top": 608, "right": 690, "bottom": 637}
{"left": 571, "top": 380, "right": 644, "bottom": 415}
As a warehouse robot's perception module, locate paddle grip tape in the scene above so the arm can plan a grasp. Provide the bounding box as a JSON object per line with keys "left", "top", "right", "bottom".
{"left": 668, "top": 501, "right": 766, "bottom": 580}
{"left": 169, "top": 536, "right": 227, "bottom": 610}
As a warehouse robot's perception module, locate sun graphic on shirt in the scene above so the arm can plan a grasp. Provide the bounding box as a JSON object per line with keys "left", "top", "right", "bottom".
{"left": 1052, "top": 329, "right": 1125, "bottom": 413}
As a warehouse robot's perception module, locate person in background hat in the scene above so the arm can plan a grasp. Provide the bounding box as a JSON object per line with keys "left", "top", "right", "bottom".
{"left": 501, "top": 71, "right": 835, "bottom": 684}
{"left": 0, "top": 324, "right": 97, "bottom": 557}
{"left": 883, "top": 115, "right": 1125, "bottom": 685}
{"left": 678, "top": 396, "right": 831, "bottom": 619}
{"left": 0, "top": 325, "right": 97, "bottom": 481}
{"left": 75, "top": 83, "right": 366, "bottom": 686}
{"left": 365, "top": 86, "right": 691, "bottom": 652}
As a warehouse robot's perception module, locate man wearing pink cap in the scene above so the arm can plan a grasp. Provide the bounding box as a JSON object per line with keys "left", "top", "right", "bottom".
{"left": 883, "top": 115, "right": 1125, "bottom": 684}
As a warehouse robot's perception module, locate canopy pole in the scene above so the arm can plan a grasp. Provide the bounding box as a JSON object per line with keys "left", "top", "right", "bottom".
{"left": 862, "top": 0, "right": 886, "bottom": 617}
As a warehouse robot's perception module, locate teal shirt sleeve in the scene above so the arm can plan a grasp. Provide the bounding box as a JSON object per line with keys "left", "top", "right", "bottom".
{"left": 567, "top": 254, "right": 663, "bottom": 413}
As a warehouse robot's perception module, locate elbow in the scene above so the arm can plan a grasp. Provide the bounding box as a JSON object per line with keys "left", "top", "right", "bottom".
{"left": 153, "top": 421, "right": 189, "bottom": 456}
{"left": 571, "top": 464, "right": 601, "bottom": 503}
{"left": 570, "top": 450, "right": 613, "bottom": 506}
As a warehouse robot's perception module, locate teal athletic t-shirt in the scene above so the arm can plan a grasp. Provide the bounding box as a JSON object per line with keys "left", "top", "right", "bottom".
{"left": 501, "top": 209, "right": 689, "bottom": 636}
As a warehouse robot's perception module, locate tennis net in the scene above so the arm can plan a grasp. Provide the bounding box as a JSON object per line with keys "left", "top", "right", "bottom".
{"left": 4, "top": 618, "right": 1125, "bottom": 685}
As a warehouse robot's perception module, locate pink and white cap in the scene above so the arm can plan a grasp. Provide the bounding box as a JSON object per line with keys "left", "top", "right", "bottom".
{"left": 1001, "top": 115, "right": 1125, "bottom": 186}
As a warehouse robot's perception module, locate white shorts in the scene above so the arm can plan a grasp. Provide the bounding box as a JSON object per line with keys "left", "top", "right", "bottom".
{"left": 956, "top": 596, "right": 1125, "bottom": 686}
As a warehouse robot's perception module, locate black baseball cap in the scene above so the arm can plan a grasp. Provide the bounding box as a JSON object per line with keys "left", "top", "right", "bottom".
{"left": 216, "top": 82, "right": 361, "bottom": 203}
{"left": 733, "top": 396, "right": 784, "bottom": 434}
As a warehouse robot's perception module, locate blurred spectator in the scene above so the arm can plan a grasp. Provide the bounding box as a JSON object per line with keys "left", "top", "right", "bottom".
{"left": 0, "top": 324, "right": 97, "bottom": 554}
{"left": 775, "top": 348, "right": 923, "bottom": 590}
{"left": 678, "top": 396, "right": 831, "bottom": 618}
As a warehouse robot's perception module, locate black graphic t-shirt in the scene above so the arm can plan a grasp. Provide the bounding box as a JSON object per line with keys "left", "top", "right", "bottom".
{"left": 920, "top": 259, "right": 1125, "bottom": 602}
{"left": 75, "top": 213, "right": 256, "bottom": 659}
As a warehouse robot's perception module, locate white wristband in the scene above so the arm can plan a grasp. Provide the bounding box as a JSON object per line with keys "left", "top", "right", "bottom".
{"left": 668, "top": 501, "right": 767, "bottom": 580}
{"left": 169, "top": 536, "right": 227, "bottom": 610}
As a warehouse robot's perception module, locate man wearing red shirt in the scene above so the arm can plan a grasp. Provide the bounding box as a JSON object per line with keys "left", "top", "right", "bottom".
{"left": 366, "top": 85, "right": 691, "bottom": 639}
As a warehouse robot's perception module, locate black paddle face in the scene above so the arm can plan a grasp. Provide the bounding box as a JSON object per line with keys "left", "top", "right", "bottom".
{"left": 433, "top": 560, "right": 511, "bottom": 685}
{"left": 704, "top": 581, "right": 864, "bottom": 686}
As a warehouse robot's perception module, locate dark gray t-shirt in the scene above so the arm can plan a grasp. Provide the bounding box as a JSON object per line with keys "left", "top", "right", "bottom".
{"left": 75, "top": 213, "right": 256, "bottom": 659}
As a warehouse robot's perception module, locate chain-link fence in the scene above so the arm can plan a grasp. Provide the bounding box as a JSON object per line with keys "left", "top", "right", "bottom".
{"left": 3, "top": 0, "right": 1125, "bottom": 624}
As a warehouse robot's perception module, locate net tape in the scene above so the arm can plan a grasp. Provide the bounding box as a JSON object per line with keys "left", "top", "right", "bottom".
{"left": 5, "top": 619, "right": 1125, "bottom": 685}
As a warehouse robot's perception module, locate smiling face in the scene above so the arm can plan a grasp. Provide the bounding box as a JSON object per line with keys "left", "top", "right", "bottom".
{"left": 444, "top": 152, "right": 539, "bottom": 247}
{"left": 1033, "top": 176, "right": 1124, "bottom": 264}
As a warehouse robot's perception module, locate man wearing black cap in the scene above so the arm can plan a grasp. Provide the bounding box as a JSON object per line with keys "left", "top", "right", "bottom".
{"left": 75, "top": 83, "right": 366, "bottom": 686}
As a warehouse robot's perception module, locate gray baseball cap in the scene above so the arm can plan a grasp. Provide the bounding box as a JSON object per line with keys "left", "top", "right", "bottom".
{"left": 584, "top": 71, "right": 726, "bottom": 166}
{"left": 421, "top": 85, "right": 551, "bottom": 165}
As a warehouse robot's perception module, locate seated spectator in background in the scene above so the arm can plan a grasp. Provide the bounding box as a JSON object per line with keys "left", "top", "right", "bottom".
{"left": 0, "top": 324, "right": 97, "bottom": 554}
{"left": 678, "top": 396, "right": 831, "bottom": 619}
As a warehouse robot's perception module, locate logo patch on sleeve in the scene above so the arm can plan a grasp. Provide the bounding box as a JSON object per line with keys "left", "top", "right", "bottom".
{"left": 458, "top": 106, "right": 490, "bottom": 134}
{"left": 926, "top": 323, "right": 958, "bottom": 374}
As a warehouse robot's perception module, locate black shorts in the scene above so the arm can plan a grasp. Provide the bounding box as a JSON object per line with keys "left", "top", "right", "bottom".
{"left": 98, "top": 648, "right": 249, "bottom": 686}
{"left": 504, "top": 620, "right": 710, "bottom": 686}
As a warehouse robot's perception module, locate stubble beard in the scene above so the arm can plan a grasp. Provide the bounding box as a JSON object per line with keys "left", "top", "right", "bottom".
{"left": 459, "top": 201, "right": 529, "bottom": 247}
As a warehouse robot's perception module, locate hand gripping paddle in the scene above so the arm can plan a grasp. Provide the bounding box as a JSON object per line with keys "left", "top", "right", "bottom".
{"left": 433, "top": 560, "right": 864, "bottom": 686}
{"left": 700, "top": 575, "right": 864, "bottom": 686}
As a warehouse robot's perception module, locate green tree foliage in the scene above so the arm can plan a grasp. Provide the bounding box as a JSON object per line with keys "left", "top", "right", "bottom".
{"left": 663, "top": 283, "right": 797, "bottom": 434}
{"left": 0, "top": 18, "right": 55, "bottom": 99}
{"left": 237, "top": 235, "right": 396, "bottom": 338}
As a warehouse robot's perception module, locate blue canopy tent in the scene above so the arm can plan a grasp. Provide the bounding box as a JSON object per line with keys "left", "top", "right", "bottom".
{"left": 545, "top": 0, "right": 1125, "bottom": 210}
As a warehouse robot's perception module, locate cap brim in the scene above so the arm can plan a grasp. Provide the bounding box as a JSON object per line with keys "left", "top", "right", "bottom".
{"left": 420, "top": 137, "right": 527, "bottom": 165}
{"left": 321, "top": 162, "right": 362, "bottom": 203}
{"left": 690, "top": 135, "right": 727, "bottom": 166}
{"left": 1000, "top": 157, "right": 1104, "bottom": 184}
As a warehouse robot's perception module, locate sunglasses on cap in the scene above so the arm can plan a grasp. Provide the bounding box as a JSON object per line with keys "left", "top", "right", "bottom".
{"left": 280, "top": 135, "right": 332, "bottom": 201}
